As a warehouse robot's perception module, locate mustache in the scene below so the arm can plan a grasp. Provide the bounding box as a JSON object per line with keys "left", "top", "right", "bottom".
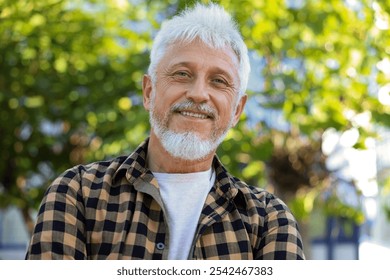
{"left": 171, "top": 100, "right": 217, "bottom": 119}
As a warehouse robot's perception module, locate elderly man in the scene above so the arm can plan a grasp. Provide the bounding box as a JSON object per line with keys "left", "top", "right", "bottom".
{"left": 26, "top": 3, "right": 305, "bottom": 260}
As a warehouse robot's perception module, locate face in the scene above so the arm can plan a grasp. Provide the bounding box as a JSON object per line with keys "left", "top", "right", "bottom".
{"left": 143, "top": 39, "right": 247, "bottom": 160}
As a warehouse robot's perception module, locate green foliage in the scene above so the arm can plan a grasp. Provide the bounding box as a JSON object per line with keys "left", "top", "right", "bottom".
{"left": 321, "top": 194, "right": 365, "bottom": 225}
{"left": 380, "top": 176, "right": 390, "bottom": 221}
{"left": 214, "top": 0, "right": 390, "bottom": 224}
{"left": 1, "top": 0, "right": 389, "bottom": 232}
{"left": 0, "top": 0, "right": 155, "bottom": 220}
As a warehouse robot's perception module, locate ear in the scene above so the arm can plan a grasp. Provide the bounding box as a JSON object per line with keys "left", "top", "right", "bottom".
{"left": 142, "top": 74, "right": 153, "bottom": 111}
{"left": 231, "top": 94, "right": 247, "bottom": 126}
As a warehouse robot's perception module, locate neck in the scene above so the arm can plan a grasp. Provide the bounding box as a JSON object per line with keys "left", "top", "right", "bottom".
{"left": 146, "top": 133, "right": 215, "bottom": 173}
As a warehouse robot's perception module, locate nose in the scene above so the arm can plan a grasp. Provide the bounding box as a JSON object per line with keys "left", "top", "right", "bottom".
{"left": 185, "top": 77, "right": 210, "bottom": 103}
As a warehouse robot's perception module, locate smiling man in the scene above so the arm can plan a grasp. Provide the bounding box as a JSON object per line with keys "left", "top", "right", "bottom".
{"left": 144, "top": 39, "right": 246, "bottom": 172}
{"left": 26, "top": 3, "right": 305, "bottom": 260}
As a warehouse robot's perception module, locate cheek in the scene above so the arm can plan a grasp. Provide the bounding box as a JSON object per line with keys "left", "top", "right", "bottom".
{"left": 154, "top": 80, "right": 182, "bottom": 102}
{"left": 215, "top": 97, "right": 236, "bottom": 117}
{"left": 155, "top": 77, "right": 180, "bottom": 94}
{"left": 150, "top": 95, "right": 174, "bottom": 119}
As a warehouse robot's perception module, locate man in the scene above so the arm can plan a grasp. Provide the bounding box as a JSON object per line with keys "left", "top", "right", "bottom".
{"left": 26, "top": 3, "right": 305, "bottom": 260}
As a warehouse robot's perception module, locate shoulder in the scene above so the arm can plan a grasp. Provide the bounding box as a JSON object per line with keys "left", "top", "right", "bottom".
{"left": 49, "top": 155, "right": 129, "bottom": 193}
{"left": 231, "top": 176, "right": 291, "bottom": 216}
{"left": 77, "top": 155, "right": 129, "bottom": 179}
{"left": 213, "top": 157, "right": 290, "bottom": 215}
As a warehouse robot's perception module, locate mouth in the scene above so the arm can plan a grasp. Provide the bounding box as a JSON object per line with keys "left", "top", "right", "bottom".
{"left": 178, "top": 110, "right": 211, "bottom": 119}
{"left": 171, "top": 101, "right": 216, "bottom": 120}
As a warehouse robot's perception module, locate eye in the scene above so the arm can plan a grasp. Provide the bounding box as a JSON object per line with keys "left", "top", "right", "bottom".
{"left": 213, "top": 78, "right": 226, "bottom": 84}
{"left": 212, "top": 76, "right": 228, "bottom": 86}
{"left": 173, "top": 71, "right": 190, "bottom": 77}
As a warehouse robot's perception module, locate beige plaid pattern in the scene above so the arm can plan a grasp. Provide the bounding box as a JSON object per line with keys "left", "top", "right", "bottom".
{"left": 26, "top": 139, "right": 305, "bottom": 260}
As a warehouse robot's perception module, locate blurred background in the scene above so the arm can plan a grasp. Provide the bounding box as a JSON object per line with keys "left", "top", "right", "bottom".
{"left": 0, "top": 0, "right": 389, "bottom": 260}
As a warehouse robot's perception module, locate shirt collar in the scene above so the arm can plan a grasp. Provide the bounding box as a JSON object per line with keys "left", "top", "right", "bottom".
{"left": 112, "top": 137, "right": 245, "bottom": 201}
{"left": 112, "top": 138, "right": 151, "bottom": 185}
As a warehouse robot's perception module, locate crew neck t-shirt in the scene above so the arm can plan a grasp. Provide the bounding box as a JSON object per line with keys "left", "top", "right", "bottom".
{"left": 153, "top": 168, "right": 215, "bottom": 260}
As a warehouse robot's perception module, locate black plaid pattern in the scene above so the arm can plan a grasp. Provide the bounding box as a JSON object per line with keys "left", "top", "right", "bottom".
{"left": 26, "top": 139, "right": 305, "bottom": 260}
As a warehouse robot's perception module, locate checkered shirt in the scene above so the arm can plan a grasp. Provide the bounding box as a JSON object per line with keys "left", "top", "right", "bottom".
{"left": 26, "top": 138, "right": 305, "bottom": 260}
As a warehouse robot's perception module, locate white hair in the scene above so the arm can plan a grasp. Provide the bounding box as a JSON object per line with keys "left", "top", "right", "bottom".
{"left": 148, "top": 3, "right": 250, "bottom": 96}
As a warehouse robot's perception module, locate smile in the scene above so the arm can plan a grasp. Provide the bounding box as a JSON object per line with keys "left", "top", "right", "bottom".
{"left": 179, "top": 111, "right": 210, "bottom": 119}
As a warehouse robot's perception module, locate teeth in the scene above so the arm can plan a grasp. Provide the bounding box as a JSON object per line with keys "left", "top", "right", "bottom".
{"left": 180, "top": 111, "right": 208, "bottom": 119}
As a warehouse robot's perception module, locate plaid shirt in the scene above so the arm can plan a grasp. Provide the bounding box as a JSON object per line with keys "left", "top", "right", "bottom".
{"left": 26, "top": 139, "right": 305, "bottom": 260}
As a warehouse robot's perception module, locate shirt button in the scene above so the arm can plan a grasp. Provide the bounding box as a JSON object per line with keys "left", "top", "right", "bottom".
{"left": 156, "top": 242, "right": 165, "bottom": 250}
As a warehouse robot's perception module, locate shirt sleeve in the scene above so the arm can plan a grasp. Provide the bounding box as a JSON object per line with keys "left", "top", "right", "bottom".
{"left": 25, "top": 167, "right": 87, "bottom": 260}
{"left": 255, "top": 196, "right": 305, "bottom": 260}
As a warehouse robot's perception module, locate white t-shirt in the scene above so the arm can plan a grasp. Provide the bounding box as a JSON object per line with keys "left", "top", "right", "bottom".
{"left": 153, "top": 168, "right": 215, "bottom": 260}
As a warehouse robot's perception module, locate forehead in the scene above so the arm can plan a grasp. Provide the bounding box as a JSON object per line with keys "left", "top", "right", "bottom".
{"left": 159, "top": 39, "right": 240, "bottom": 78}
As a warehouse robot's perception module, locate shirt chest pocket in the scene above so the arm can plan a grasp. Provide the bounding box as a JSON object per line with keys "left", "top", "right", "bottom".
{"left": 192, "top": 219, "right": 254, "bottom": 260}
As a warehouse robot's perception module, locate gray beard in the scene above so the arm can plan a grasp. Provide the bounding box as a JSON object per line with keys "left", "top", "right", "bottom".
{"left": 148, "top": 86, "right": 237, "bottom": 161}
{"left": 149, "top": 101, "right": 233, "bottom": 161}
{"left": 150, "top": 118, "right": 228, "bottom": 161}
